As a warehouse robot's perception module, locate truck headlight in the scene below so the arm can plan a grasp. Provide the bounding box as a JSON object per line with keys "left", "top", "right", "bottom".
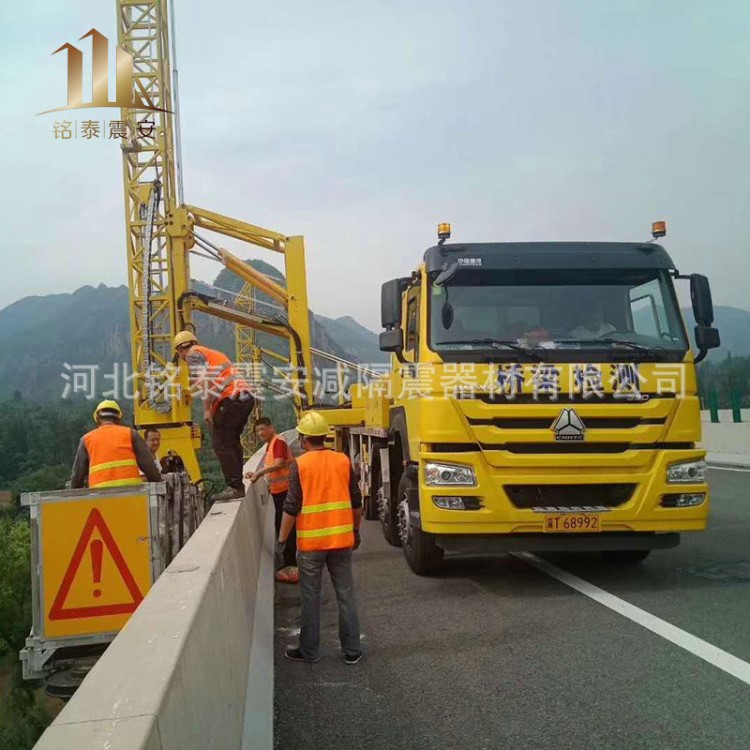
{"left": 661, "top": 493, "right": 706, "bottom": 508}
{"left": 424, "top": 462, "right": 476, "bottom": 486}
{"left": 433, "top": 495, "right": 482, "bottom": 510}
{"left": 667, "top": 459, "right": 706, "bottom": 484}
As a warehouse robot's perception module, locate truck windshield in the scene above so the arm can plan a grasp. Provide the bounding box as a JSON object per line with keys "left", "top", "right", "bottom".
{"left": 429, "top": 268, "right": 689, "bottom": 361}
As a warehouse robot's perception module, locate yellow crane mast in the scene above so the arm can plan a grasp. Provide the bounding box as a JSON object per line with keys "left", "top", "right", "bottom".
{"left": 116, "top": 0, "right": 315, "bottom": 482}
{"left": 117, "top": 0, "right": 195, "bottom": 469}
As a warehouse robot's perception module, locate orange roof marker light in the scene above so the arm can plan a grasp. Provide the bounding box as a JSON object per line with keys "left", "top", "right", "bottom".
{"left": 651, "top": 220, "right": 667, "bottom": 239}
{"left": 437, "top": 223, "right": 452, "bottom": 245}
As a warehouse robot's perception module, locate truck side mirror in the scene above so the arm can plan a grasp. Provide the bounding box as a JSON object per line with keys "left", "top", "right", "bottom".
{"left": 379, "top": 328, "right": 404, "bottom": 354}
{"left": 380, "top": 278, "right": 408, "bottom": 362}
{"left": 381, "top": 278, "right": 406, "bottom": 329}
{"left": 689, "top": 274, "right": 719, "bottom": 362}
{"left": 690, "top": 274, "right": 714, "bottom": 327}
{"left": 694, "top": 325, "right": 720, "bottom": 363}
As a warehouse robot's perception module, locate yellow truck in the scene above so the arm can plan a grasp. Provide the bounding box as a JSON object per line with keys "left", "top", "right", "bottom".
{"left": 327, "top": 225, "right": 720, "bottom": 574}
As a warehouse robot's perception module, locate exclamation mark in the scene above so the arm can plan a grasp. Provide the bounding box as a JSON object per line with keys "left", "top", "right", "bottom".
{"left": 90, "top": 539, "right": 103, "bottom": 598}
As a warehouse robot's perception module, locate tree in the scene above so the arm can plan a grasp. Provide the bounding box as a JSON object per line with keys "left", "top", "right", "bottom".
{"left": 0, "top": 688, "right": 50, "bottom": 750}
{"left": 0, "top": 517, "right": 32, "bottom": 655}
{"left": 697, "top": 354, "right": 750, "bottom": 409}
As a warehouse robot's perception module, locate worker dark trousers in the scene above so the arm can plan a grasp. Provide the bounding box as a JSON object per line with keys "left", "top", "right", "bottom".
{"left": 272, "top": 490, "right": 297, "bottom": 568}
{"left": 297, "top": 549, "right": 360, "bottom": 659}
{"left": 211, "top": 395, "right": 254, "bottom": 492}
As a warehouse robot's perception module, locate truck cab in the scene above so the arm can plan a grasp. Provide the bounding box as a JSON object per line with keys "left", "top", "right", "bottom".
{"left": 373, "top": 232, "right": 720, "bottom": 574}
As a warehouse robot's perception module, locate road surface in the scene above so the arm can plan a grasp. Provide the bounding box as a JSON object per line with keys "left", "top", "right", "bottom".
{"left": 275, "top": 468, "right": 750, "bottom": 749}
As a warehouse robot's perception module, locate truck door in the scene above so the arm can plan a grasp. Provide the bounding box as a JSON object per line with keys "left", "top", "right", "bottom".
{"left": 404, "top": 286, "right": 421, "bottom": 361}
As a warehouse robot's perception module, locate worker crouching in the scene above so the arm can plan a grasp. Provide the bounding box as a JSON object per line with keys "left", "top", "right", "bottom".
{"left": 174, "top": 331, "right": 254, "bottom": 502}
{"left": 277, "top": 411, "right": 363, "bottom": 664}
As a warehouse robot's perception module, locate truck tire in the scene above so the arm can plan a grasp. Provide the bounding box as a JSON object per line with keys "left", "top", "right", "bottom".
{"left": 397, "top": 474, "right": 444, "bottom": 575}
{"left": 364, "top": 463, "right": 380, "bottom": 521}
{"left": 377, "top": 471, "right": 401, "bottom": 547}
{"left": 364, "top": 490, "right": 379, "bottom": 521}
{"left": 601, "top": 549, "right": 651, "bottom": 564}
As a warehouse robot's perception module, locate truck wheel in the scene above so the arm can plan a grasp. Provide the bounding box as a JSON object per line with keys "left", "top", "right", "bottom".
{"left": 377, "top": 473, "right": 401, "bottom": 547}
{"left": 364, "top": 491, "right": 379, "bottom": 521}
{"left": 364, "top": 465, "right": 380, "bottom": 521}
{"left": 601, "top": 549, "right": 651, "bottom": 564}
{"left": 397, "top": 474, "right": 444, "bottom": 575}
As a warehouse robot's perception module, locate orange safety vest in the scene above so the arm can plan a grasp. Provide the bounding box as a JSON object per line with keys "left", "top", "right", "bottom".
{"left": 83, "top": 424, "right": 142, "bottom": 489}
{"left": 188, "top": 345, "right": 251, "bottom": 415}
{"left": 264, "top": 434, "right": 294, "bottom": 494}
{"left": 296, "top": 450, "right": 354, "bottom": 552}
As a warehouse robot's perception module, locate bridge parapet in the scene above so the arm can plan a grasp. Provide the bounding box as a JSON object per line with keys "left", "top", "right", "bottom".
{"left": 34, "top": 448, "right": 274, "bottom": 750}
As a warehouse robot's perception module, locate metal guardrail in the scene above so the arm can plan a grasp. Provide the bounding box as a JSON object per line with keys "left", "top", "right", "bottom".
{"left": 20, "top": 475, "right": 205, "bottom": 689}
{"left": 158, "top": 472, "right": 206, "bottom": 566}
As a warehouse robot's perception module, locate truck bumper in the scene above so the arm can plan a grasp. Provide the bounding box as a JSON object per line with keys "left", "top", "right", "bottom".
{"left": 418, "top": 448, "right": 710, "bottom": 536}
{"left": 438, "top": 531, "right": 680, "bottom": 555}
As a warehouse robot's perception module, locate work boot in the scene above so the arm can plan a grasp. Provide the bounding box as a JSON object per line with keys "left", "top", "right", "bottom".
{"left": 212, "top": 486, "right": 245, "bottom": 503}
{"left": 285, "top": 648, "right": 320, "bottom": 664}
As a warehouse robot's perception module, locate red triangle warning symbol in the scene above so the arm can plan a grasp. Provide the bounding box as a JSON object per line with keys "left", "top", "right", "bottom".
{"left": 49, "top": 508, "right": 144, "bottom": 620}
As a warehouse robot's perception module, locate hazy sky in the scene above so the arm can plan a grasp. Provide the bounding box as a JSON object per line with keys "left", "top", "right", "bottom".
{"left": 2, "top": 0, "right": 749, "bottom": 332}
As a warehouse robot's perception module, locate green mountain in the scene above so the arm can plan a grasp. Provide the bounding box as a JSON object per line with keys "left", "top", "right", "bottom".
{"left": 0, "top": 284, "right": 132, "bottom": 401}
{"left": 0, "top": 262, "right": 382, "bottom": 402}
{"left": 1, "top": 266, "right": 746, "bottom": 403}
{"left": 314, "top": 314, "right": 385, "bottom": 365}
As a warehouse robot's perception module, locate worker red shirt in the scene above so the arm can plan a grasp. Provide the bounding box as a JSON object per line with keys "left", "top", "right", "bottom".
{"left": 266, "top": 436, "right": 289, "bottom": 461}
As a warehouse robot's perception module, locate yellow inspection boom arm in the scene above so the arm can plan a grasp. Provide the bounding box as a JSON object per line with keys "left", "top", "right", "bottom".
{"left": 216, "top": 248, "right": 287, "bottom": 304}
{"left": 182, "top": 293, "right": 291, "bottom": 340}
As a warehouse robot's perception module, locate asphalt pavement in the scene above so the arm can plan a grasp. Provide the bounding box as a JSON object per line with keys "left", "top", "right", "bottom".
{"left": 274, "top": 468, "right": 750, "bottom": 750}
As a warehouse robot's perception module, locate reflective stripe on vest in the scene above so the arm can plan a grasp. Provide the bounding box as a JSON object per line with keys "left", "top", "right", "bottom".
{"left": 188, "top": 345, "right": 251, "bottom": 415}
{"left": 83, "top": 424, "right": 142, "bottom": 489}
{"left": 295, "top": 450, "right": 354, "bottom": 552}
{"left": 265, "top": 435, "right": 293, "bottom": 493}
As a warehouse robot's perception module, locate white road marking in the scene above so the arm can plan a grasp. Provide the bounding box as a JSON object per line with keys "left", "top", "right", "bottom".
{"left": 707, "top": 465, "right": 750, "bottom": 473}
{"left": 276, "top": 627, "right": 300, "bottom": 636}
{"left": 514, "top": 552, "right": 750, "bottom": 687}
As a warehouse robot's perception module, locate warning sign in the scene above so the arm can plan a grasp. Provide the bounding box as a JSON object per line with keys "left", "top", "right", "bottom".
{"left": 40, "top": 494, "right": 153, "bottom": 639}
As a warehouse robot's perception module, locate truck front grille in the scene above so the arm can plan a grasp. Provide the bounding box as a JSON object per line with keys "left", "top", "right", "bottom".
{"left": 466, "top": 416, "right": 666, "bottom": 429}
{"left": 428, "top": 442, "right": 693, "bottom": 454}
{"left": 470, "top": 393, "right": 675, "bottom": 405}
{"left": 504, "top": 483, "right": 636, "bottom": 509}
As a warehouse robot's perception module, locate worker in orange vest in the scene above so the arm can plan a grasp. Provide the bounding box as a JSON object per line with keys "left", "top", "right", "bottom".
{"left": 277, "top": 411, "right": 363, "bottom": 664}
{"left": 70, "top": 401, "right": 163, "bottom": 489}
{"left": 174, "top": 331, "right": 254, "bottom": 502}
{"left": 245, "top": 417, "right": 298, "bottom": 583}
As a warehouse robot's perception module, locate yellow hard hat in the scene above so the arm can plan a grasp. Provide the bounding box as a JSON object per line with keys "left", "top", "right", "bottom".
{"left": 93, "top": 399, "right": 122, "bottom": 422}
{"left": 296, "top": 411, "right": 329, "bottom": 437}
{"left": 173, "top": 330, "right": 198, "bottom": 350}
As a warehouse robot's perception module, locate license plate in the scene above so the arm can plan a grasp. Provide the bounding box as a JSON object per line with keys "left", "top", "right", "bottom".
{"left": 543, "top": 514, "right": 601, "bottom": 533}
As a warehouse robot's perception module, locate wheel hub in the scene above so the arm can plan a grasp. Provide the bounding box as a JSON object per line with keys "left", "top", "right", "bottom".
{"left": 398, "top": 495, "right": 411, "bottom": 547}
{"left": 376, "top": 487, "right": 388, "bottom": 523}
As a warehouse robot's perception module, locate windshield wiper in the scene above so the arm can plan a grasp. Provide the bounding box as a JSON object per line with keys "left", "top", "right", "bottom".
{"left": 442, "top": 338, "right": 544, "bottom": 362}
{"left": 556, "top": 338, "right": 665, "bottom": 359}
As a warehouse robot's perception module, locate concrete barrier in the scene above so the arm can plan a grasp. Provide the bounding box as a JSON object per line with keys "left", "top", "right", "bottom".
{"left": 700, "top": 410, "right": 750, "bottom": 467}
{"left": 34, "top": 451, "right": 274, "bottom": 750}
{"left": 702, "top": 422, "right": 750, "bottom": 455}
